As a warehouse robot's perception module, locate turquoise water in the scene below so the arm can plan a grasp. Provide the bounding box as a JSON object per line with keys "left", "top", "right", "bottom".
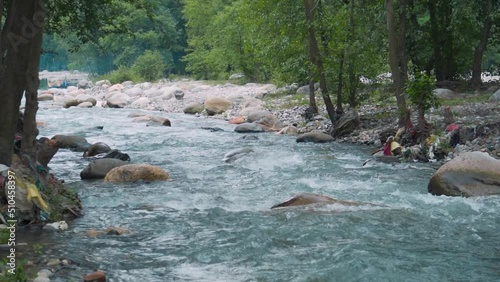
{"left": 31, "top": 106, "right": 499, "bottom": 281}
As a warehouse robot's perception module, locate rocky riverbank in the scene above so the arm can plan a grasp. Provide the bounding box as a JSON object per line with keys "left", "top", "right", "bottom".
{"left": 36, "top": 73, "right": 500, "bottom": 162}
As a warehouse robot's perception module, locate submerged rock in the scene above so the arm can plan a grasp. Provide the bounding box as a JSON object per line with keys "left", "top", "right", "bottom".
{"left": 223, "top": 147, "right": 254, "bottom": 163}
{"left": 83, "top": 271, "right": 106, "bottom": 282}
{"left": 51, "top": 135, "right": 91, "bottom": 152}
{"left": 104, "top": 164, "right": 170, "bottom": 182}
{"left": 83, "top": 142, "right": 111, "bottom": 157}
{"left": 428, "top": 151, "right": 500, "bottom": 197}
{"left": 234, "top": 123, "right": 264, "bottom": 133}
{"left": 296, "top": 132, "right": 334, "bottom": 143}
{"left": 271, "top": 193, "right": 363, "bottom": 209}
{"left": 80, "top": 159, "right": 128, "bottom": 180}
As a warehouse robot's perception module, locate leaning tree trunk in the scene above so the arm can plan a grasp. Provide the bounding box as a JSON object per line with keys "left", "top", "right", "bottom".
{"left": 304, "top": 0, "right": 336, "bottom": 125}
{"left": 471, "top": 0, "right": 492, "bottom": 88}
{"left": 21, "top": 2, "right": 46, "bottom": 162}
{"left": 0, "top": 0, "right": 46, "bottom": 166}
{"left": 386, "top": 0, "right": 408, "bottom": 127}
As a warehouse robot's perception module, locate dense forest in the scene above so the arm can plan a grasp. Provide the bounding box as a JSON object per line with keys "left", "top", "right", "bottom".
{"left": 41, "top": 0, "right": 500, "bottom": 85}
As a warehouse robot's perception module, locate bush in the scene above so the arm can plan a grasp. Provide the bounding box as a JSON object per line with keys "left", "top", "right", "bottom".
{"left": 406, "top": 72, "right": 441, "bottom": 112}
{"left": 131, "top": 50, "right": 166, "bottom": 82}
{"left": 100, "top": 65, "right": 141, "bottom": 84}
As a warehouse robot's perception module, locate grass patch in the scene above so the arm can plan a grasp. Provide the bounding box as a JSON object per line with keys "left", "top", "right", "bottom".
{"left": 0, "top": 228, "right": 9, "bottom": 244}
{"left": 441, "top": 93, "right": 491, "bottom": 106}
{"left": 263, "top": 92, "right": 313, "bottom": 110}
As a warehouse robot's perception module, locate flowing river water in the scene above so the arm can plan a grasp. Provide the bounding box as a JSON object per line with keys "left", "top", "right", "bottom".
{"left": 21, "top": 106, "right": 500, "bottom": 281}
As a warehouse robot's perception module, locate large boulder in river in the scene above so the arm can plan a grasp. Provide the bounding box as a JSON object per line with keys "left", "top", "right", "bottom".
{"left": 234, "top": 123, "right": 264, "bottom": 133}
{"left": 104, "top": 164, "right": 170, "bottom": 182}
{"left": 271, "top": 193, "right": 363, "bottom": 209}
{"left": 83, "top": 142, "right": 111, "bottom": 157}
{"left": 80, "top": 159, "right": 128, "bottom": 180}
{"left": 204, "top": 97, "right": 232, "bottom": 115}
{"left": 296, "top": 132, "right": 334, "bottom": 143}
{"left": 428, "top": 151, "right": 500, "bottom": 197}
{"left": 51, "top": 135, "right": 91, "bottom": 152}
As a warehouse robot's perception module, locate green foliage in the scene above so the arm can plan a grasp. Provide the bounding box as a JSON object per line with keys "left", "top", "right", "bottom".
{"left": 406, "top": 73, "right": 441, "bottom": 112}
{"left": 41, "top": 0, "right": 186, "bottom": 75}
{"left": 0, "top": 228, "right": 8, "bottom": 244}
{"left": 0, "top": 259, "right": 29, "bottom": 282}
{"left": 99, "top": 66, "right": 141, "bottom": 84}
{"left": 131, "top": 50, "right": 166, "bottom": 81}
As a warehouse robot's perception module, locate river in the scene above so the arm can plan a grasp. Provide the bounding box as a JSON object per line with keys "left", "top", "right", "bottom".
{"left": 25, "top": 106, "right": 500, "bottom": 281}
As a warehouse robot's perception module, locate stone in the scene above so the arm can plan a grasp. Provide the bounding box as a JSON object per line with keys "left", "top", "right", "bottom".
{"left": 96, "top": 149, "right": 131, "bottom": 162}
{"left": 37, "top": 93, "right": 54, "bottom": 101}
{"left": 242, "top": 98, "right": 263, "bottom": 109}
{"left": 330, "top": 110, "right": 360, "bottom": 137}
{"left": 271, "top": 193, "right": 363, "bottom": 209}
{"left": 86, "top": 227, "right": 130, "bottom": 238}
{"left": 125, "top": 87, "right": 144, "bottom": 97}
{"left": 75, "top": 94, "right": 97, "bottom": 106}
{"left": 104, "top": 164, "right": 170, "bottom": 182}
{"left": 95, "top": 80, "right": 111, "bottom": 87}
{"left": 83, "top": 142, "right": 111, "bottom": 157}
{"left": 77, "top": 79, "right": 92, "bottom": 89}
{"left": 33, "top": 276, "right": 50, "bottom": 282}
{"left": 130, "top": 97, "right": 151, "bottom": 109}
{"left": 63, "top": 99, "right": 81, "bottom": 108}
{"left": 433, "top": 88, "right": 455, "bottom": 99}
{"left": 148, "top": 116, "right": 171, "bottom": 127}
{"left": 428, "top": 151, "right": 500, "bottom": 197}
{"left": 44, "top": 221, "right": 68, "bottom": 231}
{"left": 174, "top": 90, "right": 185, "bottom": 100}
{"left": 234, "top": 123, "right": 264, "bottom": 133}
{"left": 277, "top": 126, "right": 299, "bottom": 136}
{"left": 229, "top": 116, "right": 246, "bottom": 124}
{"left": 204, "top": 97, "right": 232, "bottom": 115}
{"left": 82, "top": 159, "right": 129, "bottom": 180}
{"left": 108, "top": 84, "right": 124, "bottom": 92}
{"left": 229, "top": 73, "right": 245, "bottom": 80}
{"left": 489, "top": 89, "right": 500, "bottom": 102}
{"left": 296, "top": 132, "right": 335, "bottom": 143}
{"left": 51, "top": 135, "right": 91, "bottom": 152}
{"left": 296, "top": 84, "right": 312, "bottom": 95}
{"left": 83, "top": 271, "right": 106, "bottom": 282}
{"left": 223, "top": 148, "right": 254, "bottom": 163}
{"left": 77, "top": 102, "right": 93, "bottom": 108}
{"left": 247, "top": 110, "right": 272, "bottom": 123}
{"left": 239, "top": 106, "right": 261, "bottom": 117}
{"left": 106, "top": 93, "right": 130, "bottom": 108}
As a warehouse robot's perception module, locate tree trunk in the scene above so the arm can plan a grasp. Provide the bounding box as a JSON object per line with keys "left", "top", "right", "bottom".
{"left": 336, "top": 52, "right": 344, "bottom": 114}
{"left": 0, "top": 0, "right": 46, "bottom": 166}
{"left": 385, "top": 0, "right": 408, "bottom": 127}
{"left": 347, "top": 0, "right": 358, "bottom": 109}
{"left": 307, "top": 71, "right": 318, "bottom": 116}
{"left": 304, "top": 0, "right": 336, "bottom": 125}
{"left": 471, "top": 0, "right": 492, "bottom": 88}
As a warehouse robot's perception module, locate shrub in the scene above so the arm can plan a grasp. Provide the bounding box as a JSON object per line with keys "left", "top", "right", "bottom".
{"left": 406, "top": 73, "right": 441, "bottom": 113}
{"left": 100, "top": 65, "right": 141, "bottom": 84}
{"left": 131, "top": 50, "right": 166, "bottom": 82}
